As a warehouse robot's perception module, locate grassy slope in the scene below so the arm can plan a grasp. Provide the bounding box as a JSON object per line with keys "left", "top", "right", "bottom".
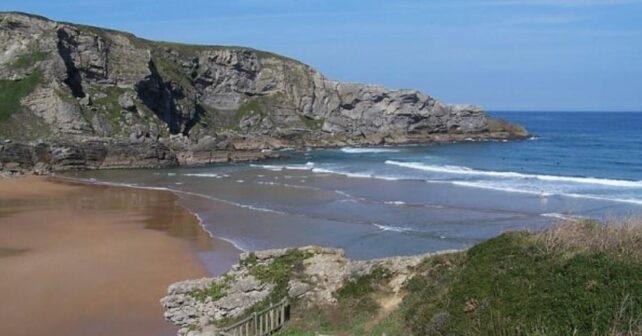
{"left": 278, "top": 220, "right": 642, "bottom": 336}
{"left": 281, "top": 267, "right": 391, "bottom": 335}
{"left": 0, "top": 71, "right": 41, "bottom": 122}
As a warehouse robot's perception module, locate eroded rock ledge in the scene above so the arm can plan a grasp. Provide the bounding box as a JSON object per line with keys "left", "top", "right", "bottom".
{"left": 161, "top": 246, "right": 458, "bottom": 336}
{"left": 0, "top": 12, "right": 527, "bottom": 174}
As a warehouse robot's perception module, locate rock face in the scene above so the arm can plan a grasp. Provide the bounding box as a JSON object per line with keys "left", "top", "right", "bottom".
{"left": 0, "top": 140, "right": 177, "bottom": 173}
{"left": 161, "top": 246, "right": 458, "bottom": 336}
{"left": 0, "top": 12, "right": 527, "bottom": 173}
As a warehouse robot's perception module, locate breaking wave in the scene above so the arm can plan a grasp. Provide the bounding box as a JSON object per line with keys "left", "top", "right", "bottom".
{"left": 385, "top": 161, "right": 642, "bottom": 188}
{"left": 340, "top": 147, "right": 400, "bottom": 154}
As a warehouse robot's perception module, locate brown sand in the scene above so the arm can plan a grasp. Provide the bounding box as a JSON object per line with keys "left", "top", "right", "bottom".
{"left": 0, "top": 176, "right": 233, "bottom": 336}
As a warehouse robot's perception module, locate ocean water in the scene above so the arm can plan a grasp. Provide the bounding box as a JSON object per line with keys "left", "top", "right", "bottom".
{"left": 65, "top": 112, "right": 642, "bottom": 261}
{"left": 297, "top": 111, "right": 642, "bottom": 205}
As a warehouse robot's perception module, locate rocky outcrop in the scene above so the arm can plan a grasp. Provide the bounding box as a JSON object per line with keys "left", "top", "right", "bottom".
{"left": 0, "top": 140, "right": 177, "bottom": 174}
{"left": 161, "top": 246, "right": 457, "bottom": 336}
{"left": 0, "top": 12, "right": 527, "bottom": 174}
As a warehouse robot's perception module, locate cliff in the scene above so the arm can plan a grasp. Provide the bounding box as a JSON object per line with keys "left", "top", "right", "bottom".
{"left": 0, "top": 12, "right": 527, "bottom": 173}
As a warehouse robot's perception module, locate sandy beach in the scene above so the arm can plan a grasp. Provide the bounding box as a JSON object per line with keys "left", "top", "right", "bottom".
{"left": 0, "top": 176, "right": 238, "bottom": 336}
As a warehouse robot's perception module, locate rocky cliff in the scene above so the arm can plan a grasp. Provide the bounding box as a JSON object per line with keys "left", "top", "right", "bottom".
{"left": 161, "top": 246, "right": 457, "bottom": 336}
{"left": 0, "top": 12, "right": 527, "bottom": 173}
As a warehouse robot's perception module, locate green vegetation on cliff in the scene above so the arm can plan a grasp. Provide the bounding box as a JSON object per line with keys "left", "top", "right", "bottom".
{"left": 9, "top": 51, "right": 48, "bottom": 70}
{"left": 249, "top": 249, "right": 312, "bottom": 305}
{"left": 214, "top": 249, "right": 312, "bottom": 328}
{"left": 189, "top": 276, "right": 232, "bottom": 303}
{"left": 278, "top": 220, "right": 642, "bottom": 336}
{"left": 281, "top": 266, "right": 394, "bottom": 335}
{"left": 0, "top": 70, "right": 41, "bottom": 122}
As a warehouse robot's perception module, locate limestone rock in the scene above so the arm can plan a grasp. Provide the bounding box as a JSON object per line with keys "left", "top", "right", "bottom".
{"left": 0, "top": 12, "right": 527, "bottom": 175}
{"left": 0, "top": 139, "right": 177, "bottom": 172}
{"left": 118, "top": 92, "right": 136, "bottom": 111}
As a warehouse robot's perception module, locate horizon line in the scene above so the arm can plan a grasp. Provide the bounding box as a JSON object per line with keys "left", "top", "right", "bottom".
{"left": 488, "top": 109, "right": 642, "bottom": 113}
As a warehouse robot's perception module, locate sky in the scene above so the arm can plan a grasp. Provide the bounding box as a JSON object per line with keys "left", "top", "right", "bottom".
{"left": 1, "top": 0, "right": 641, "bottom": 111}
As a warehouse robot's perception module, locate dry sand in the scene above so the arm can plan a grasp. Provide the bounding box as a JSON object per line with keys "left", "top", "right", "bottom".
{"left": 0, "top": 176, "right": 235, "bottom": 336}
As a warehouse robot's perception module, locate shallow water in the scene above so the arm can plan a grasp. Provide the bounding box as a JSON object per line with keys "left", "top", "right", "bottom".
{"left": 65, "top": 112, "right": 642, "bottom": 261}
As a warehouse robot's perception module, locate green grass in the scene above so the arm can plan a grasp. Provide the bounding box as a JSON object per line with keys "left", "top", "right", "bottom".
{"left": 250, "top": 249, "right": 312, "bottom": 286}
{"left": 189, "top": 277, "right": 231, "bottom": 302}
{"left": 273, "top": 330, "right": 316, "bottom": 336}
{"left": 0, "top": 71, "right": 41, "bottom": 122}
{"left": 401, "top": 253, "right": 467, "bottom": 335}
{"left": 336, "top": 267, "right": 389, "bottom": 300}
{"left": 9, "top": 51, "right": 49, "bottom": 69}
{"left": 300, "top": 116, "right": 324, "bottom": 130}
{"left": 234, "top": 98, "right": 263, "bottom": 126}
{"left": 401, "top": 224, "right": 642, "bottom": 336}
{"left": 282, "top": 267, "right": 392, "bottom": 336}
{"left": 152, "top": 56, "right": 194, "bottom": 89}
{"left": 240, "top": 252, "right": 259, "bottom": 267}
{"left": 85, "top": 85, "right": 126, "bottom": 133}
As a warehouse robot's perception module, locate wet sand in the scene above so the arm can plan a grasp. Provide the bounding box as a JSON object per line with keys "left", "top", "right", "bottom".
{"left": 0, "top": 176, "right": 239, "bottom": 336}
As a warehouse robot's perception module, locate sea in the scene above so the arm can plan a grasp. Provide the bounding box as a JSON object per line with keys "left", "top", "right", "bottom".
{"left": 64, "top": 112, "right": 642, "bottom": 266}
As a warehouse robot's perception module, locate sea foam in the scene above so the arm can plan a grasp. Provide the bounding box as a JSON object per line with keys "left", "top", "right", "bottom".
{"left": 385, "top": 161, "right": 642, "bottom": 188}
{"left": 340, "top": 147, "right": 400, "bottom": 154}
{"left": 373, "top": 223, "right": 411, "bottom": 232}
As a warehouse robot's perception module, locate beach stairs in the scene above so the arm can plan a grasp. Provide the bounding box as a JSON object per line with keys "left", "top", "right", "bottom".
{"left": 216, "top": 298, "right": 290, "bottom": 336}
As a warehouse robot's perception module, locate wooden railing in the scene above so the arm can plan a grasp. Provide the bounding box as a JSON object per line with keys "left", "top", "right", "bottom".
{"left": 217, "top": 298, "right": 290, "bottom": 336}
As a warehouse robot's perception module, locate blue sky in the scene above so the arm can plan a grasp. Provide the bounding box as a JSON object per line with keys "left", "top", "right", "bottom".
{"left": 2, "top": 0, "right": 641, "bottom": 111}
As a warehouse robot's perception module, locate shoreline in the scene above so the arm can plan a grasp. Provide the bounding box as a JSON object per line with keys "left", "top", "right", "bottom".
{"left": 52, "top": 175, "right": 245, "bottom": 274}
{"left": 54, "top": 175, "right": 252, "bottom": 253}
{"left": 0, "top": 176, "right": 240, "bottom": 336}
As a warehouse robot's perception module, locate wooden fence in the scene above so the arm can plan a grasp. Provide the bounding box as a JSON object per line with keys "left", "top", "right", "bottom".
{"left": 217, "top": 298, "right": 290, "bottom": 336}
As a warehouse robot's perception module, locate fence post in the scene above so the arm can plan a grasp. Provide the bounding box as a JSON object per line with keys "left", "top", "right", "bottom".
{"left": 253, "top": 312, "right": 258, "bottom": 336}
{"left": 270, "top": 305, "right": 274, "bottom": 331}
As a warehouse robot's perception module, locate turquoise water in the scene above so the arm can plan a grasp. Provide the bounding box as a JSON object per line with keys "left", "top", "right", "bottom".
{"left": 67, "top": 112, "right": 642, "bottom": 260}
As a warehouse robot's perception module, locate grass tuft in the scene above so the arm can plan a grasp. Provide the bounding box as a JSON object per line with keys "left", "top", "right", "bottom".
{"left": 280, "top": 266, "right": 393, "bottom": 335}
{"left": 250, "top": 249, "right": 311, "bottom": 285}
{"left": 189, "top": 276, "right": 232, "bottom": 302}
{"left": 300, "top": 116, "right": 324, "bottom": 130}
{"left": 537, "top": 218, "right": 642, "bottom": 261}
{"left": 336, "top": 267, "right": 389, "bottom": 300}
{"left": 0, "top": 71, "right": 41, "bottom": 122}
{"left": 9, "top": 51, "right": 49, "bottom": 69}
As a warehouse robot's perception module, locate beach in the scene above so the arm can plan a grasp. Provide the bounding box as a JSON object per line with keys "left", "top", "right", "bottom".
{"left": 0, "top": 176, "right": 238, "bottom": 336}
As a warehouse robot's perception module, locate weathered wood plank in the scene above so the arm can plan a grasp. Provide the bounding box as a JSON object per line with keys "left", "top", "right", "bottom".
{"left": 217, "top": 298, "right": 289, "bottom": 336}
